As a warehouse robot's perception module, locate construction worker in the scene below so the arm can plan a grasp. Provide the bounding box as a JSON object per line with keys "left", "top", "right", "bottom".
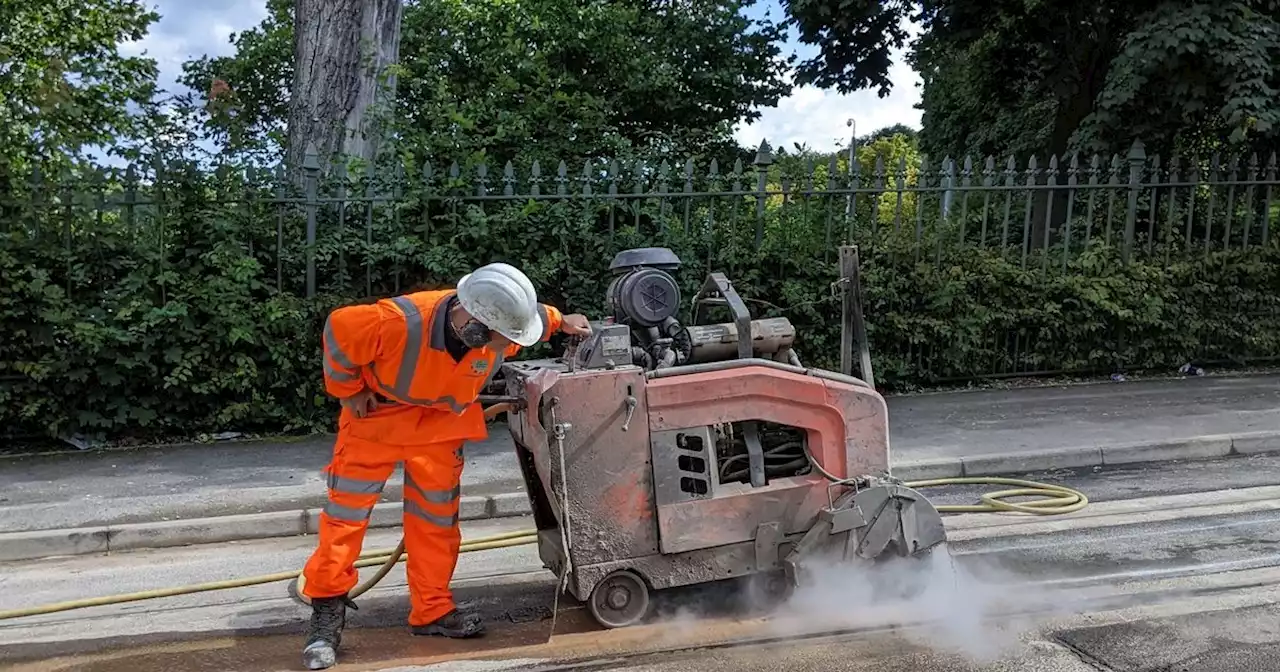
{"left": 300, "top": 262, "right": 591, "bottom": 670}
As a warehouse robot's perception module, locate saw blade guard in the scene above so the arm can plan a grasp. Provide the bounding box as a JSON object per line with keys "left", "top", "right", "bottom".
{"left": 783, "top": 483, "right": 948, "bottom": 585}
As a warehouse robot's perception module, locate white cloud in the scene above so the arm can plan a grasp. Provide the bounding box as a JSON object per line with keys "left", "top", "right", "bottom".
{"left": 123, "top": 0, "right": 269, "bottom": 94}
{"left": 734, "top": 21, "right": 924, "bottom": 152}
{"left": 734, "top": 78, "right": 922, "bottom": 153}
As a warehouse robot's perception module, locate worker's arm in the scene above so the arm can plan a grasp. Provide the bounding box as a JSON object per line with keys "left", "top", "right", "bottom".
{"left": 321, "top": 303, "right": 386, "bottom": 399}
{"left": 537, "top": 304, "right": 592, "bottom": 342}
{"left": 537, "top": 303, "right": 564, "bottom": 343}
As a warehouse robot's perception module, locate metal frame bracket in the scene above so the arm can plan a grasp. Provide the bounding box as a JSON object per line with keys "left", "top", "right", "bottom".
{"left": 754, "top": 521, "right": 782, "bottom": 571}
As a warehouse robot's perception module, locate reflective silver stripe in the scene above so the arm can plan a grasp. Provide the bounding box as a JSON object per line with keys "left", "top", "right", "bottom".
{"left": 324, "top": 356, "right": 359, "bottom": 382}
{"left": 404, "top": 498, "right": 458, "bottom": 528}
{"left": 404, "top": 472, "right": 461, "bottom": 504}
{"left": 389, "top": 296, "right": 425, "bottom": 398}
{"left": 365, "top": 293, "right": 471, "bottom": 415}
{"left": 482, "top": 351, "right": 506, "bottom": 389}
{"left": 323, "top": 501, "right": 372, "bottom": 522}
{"left": 537, "top": 305, "right": 551, "bottom": 341}
{"left": 428, "top": 293, "right": 454, "bottom": 350}
{"left": 369, "top": 363, "right": 470, "bottom": 413}
{"left": 323, "top": 315, "right": 359, "bottom": 371}
{"left": 328, "top": 474, "right": 386, "bottom": 495}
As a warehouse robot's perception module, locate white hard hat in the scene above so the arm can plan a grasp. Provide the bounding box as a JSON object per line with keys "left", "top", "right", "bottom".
{"left": 456, "top": 263, "right": 542, "bottom": 347}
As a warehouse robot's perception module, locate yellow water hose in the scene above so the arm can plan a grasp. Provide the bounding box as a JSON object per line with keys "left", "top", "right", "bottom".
{"left": 0, "top": 476, "right": 1085, "bottom": 622}
{"left": 907, "top": 477, "right": 1089, "bottom": 515}
{"left": 0, "top": 530, "right": 537, "bottom": 621}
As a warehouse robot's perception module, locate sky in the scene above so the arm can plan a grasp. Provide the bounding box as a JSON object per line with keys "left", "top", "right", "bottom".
{"left": 120, "top": 0, "right": 923, "bottom": 153}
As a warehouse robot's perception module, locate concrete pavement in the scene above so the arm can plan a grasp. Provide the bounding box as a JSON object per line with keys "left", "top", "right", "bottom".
{"left": 1, "top": 374, "right": 1278, "bottom": 561}
{"left": 890, "top": 373, "right": 1280, "bottom": 458}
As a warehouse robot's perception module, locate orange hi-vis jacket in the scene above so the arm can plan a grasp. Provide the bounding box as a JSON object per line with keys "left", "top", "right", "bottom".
{"left": 321, "top": 289, "right": 564, "bottom": 446}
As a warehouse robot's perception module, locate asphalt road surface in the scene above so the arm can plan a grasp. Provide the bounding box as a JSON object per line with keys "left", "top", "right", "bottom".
{"left": 6, "top": 453, "right": 1280, "bottom": 672}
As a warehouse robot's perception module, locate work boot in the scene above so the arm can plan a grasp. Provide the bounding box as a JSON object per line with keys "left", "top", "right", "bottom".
{"left": 301, "top": 596, "right": 355, "bottom": 670}
{"left": 411, "top": 609, "right": 486, "bottom": 638}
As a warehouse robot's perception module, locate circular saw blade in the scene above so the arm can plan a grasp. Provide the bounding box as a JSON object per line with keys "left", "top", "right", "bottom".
{"left": 783, "top": 483, "right": 950, "bottom": 588}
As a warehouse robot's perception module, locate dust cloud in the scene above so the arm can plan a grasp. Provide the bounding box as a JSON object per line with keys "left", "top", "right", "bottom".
{"left": 767, "top": 545, "right": 1067, "bottom": 663}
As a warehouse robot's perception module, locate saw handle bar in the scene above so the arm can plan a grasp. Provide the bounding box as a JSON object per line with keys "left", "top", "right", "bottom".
{"left": 478, "top": 394, "right": 525, "bottom": 420}
{"left": 477, "top": 394, "right": 524, "bottom": 405}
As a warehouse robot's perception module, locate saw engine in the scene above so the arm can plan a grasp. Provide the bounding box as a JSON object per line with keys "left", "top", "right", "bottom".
{"left": 501, "top": 247, "right": 949, "bottom": 629}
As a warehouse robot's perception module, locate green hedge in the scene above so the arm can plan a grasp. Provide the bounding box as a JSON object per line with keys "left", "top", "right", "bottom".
{"left": 3, "top": 167, "right": 1278, "bottom": 443}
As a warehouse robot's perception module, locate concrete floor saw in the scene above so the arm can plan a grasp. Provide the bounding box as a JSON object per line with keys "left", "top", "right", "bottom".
{"left": 496, "top": 247, "right": 950, "bottom": 630}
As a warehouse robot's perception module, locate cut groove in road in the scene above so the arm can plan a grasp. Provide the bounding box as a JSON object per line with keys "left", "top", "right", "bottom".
{"left": 469, "top": 565, "right": 1280, "bottom": 671}
{"left": 1012, "top": 552, "right": 1280, "bottom": 590}
{"left": 1054, "top": 637, "right": 1117, "bottom": 672}
{"left": 952, "top": 511, "right": 1280, "bottom": 552}
{"left": 477, "top": 576, "right": 1280, "bottom": 672}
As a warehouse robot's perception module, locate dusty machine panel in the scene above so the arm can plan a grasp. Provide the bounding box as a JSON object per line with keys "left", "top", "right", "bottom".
{"left": 514, "top": 364, "right": 661, "bottom": 569}
{"left": 645, "top": 365, "right": 890, "bottom": 555}
{"left": 650, "top": 426, "right": 719, "bottom": 506}
{"left": 572, "top": 322, "right": 633, "bottom": 369}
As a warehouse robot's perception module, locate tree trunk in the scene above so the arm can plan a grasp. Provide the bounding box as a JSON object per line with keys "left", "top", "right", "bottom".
{"left": 1030, "top": 42, "right": 1116, "bottom": 251}
{"left": 286, "top": 0, "right": 403, "bottom": 177}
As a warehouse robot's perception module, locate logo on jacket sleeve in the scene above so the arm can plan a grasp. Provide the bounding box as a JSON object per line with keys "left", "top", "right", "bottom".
{"left": 471, "top": 359, "right": 490, "bottom": 374}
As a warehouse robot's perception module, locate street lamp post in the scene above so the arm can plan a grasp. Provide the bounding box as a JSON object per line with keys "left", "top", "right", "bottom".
{"left": 844, "top": 118, "right": 856, "bottom": 224}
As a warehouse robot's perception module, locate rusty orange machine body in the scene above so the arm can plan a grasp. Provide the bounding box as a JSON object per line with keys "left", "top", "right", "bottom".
{"left": 500, "top": 248, "right": 946, "bottom": 628}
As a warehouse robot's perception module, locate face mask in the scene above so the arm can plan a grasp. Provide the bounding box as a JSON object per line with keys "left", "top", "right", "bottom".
{"left": 457, "top": 320, "right": 493, "bottom": 349}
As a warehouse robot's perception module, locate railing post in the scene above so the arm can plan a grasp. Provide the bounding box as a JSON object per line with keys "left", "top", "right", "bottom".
{"left": 1123, "top": 140, "right": 1146, "bottom": 263}
{"left": 154, "top": 156, "right": 167, "bottom": 304}
{"left": 303, "top": 144, "right": 321, "bottom": 298}
{"left": 753, "top": 140, "right": 773, "bottom": 248}
{"left": 333, "top": 160, "right": 348, "bottom": 282}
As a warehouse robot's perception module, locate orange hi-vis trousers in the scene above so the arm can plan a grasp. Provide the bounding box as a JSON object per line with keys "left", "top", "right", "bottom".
{"left": 301, "top": 428, "right": 466, "bottom": 626}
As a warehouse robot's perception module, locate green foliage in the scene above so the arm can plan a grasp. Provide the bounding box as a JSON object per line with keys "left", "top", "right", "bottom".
{"left": 4, "top": 149, "right": 1278, "bottom": 442}
{"left": 179, "top": 0, "right": 292, "bottom": 160}
{"left": 780, "top": 0, "right": 913, "bottom": 96}
{"left": 762, "top": 132, "right": 926, "bottom": 229}
{"left": 784, "top": 0, "right": 1280, "bottom": 160}
{"left": 0, "top": 0, "right": 160, "bottom": 172}
{"left": 1073, "top": 2, "right": 1280, "bottom": 153}
{"left": 181, "top": 0, "right": 791, "bottom": 165}
{"left": 860, "top": 234, "right": 1280, "bottom": 384}
{"left": 0, "top": 165, "right": 333, "bottom": 441}
{"left": 10, "top": 1, "right": 1276, "bottom": 449}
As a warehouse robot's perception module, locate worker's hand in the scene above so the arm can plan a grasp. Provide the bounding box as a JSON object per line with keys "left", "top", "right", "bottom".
{"left": 561, "top": 313, "right": 592, "bottom": 337}
{"left": 341, "top": 389, "right": 378, "bottom": 418}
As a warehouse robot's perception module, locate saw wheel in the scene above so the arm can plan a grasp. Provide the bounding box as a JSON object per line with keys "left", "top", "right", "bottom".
{"left": 587, "top": 569, "right": 652, "bottom": 629}
{"left": 783, "top": 483, "right": 949, "bottom": 599}
{"left": 744, "top": 569, "right": 796, "bottom": 612}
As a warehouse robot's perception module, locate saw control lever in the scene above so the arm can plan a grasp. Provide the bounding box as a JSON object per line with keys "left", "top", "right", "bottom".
{"left": 621, "top": 395, "right": 637, "bottom": 431}
{"left": 564, "top": 334, "right": 586, "bottom": 373}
